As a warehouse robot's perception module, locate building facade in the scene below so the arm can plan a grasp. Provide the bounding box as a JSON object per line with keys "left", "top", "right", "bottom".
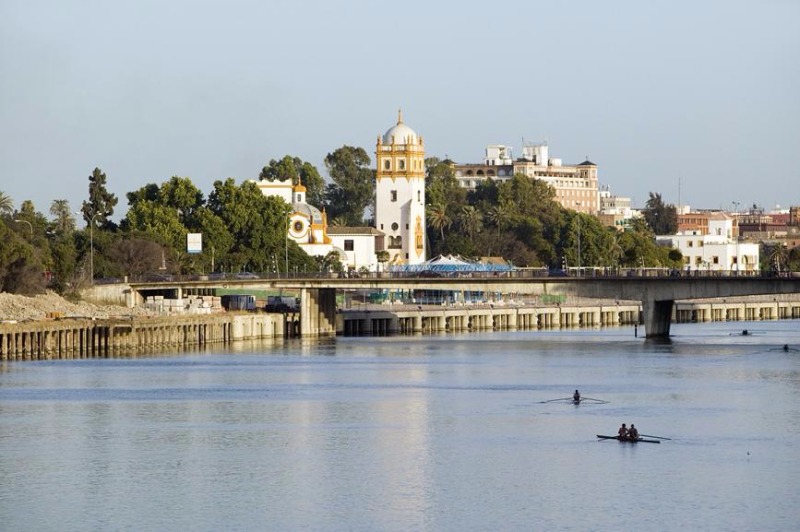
{"left": 452, "top": 141, "right": 600, "bottom": 214}
{"left": 657, "top": 213, "right": 759, "bottom": 272}
{"left": 374, "top": 110, "right": 426, "bottom": 265}
{"left": 254, "top": 177, "right": 381, "bottom": 271}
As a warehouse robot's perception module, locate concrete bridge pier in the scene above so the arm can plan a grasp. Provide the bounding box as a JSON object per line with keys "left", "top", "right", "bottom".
{"left": 643, "top": 300, "right": 674, "bottom": 337}
{"left": 300, "top": 288, "right": 336, "bottom": 337}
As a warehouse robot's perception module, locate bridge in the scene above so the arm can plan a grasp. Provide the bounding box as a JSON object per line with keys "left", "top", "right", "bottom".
{"left": 87, "top": 271, "right": 800, "bottom": 338}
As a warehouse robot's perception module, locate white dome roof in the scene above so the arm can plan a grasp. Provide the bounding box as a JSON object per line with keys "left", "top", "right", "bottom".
{"left": 382, "top": 110, "right": 418, "bottom": 145}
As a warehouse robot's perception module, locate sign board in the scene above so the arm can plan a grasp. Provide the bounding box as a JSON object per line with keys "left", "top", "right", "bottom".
{"left": 187, "top": 233, "right": 202, "bottom": 254}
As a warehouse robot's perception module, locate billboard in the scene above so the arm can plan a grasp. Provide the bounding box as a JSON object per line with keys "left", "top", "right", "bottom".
{"left": 187, "top": 233, "right": 202, "bottom": 254}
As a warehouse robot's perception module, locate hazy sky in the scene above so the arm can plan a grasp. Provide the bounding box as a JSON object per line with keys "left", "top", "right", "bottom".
{"left": 2, "top": 0, "right": 798, "bottom": 220}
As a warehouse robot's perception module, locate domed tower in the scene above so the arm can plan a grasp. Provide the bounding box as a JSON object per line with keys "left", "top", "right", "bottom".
{"left": 375, "top": 110, "right": 426, "bottom": 264}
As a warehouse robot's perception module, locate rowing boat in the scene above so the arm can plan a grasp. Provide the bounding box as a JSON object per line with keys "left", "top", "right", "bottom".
{"left": 596, "top": 434, "right": 660, "bottom": 444}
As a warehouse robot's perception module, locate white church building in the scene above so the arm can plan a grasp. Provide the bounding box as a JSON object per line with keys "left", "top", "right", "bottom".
{"left": 253, "top": 110, "right": 428, "bottom": 270}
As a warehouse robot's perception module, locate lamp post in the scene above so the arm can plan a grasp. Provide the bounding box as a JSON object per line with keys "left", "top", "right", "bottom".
{"left": 14, "top": 219, "right": 33, "bottom": 236}
{"left": 77, "top": 211, "right": 99, "bottom": 284}
{"left": 732, "top": 201, "right": 740, "bottom": 273}
{"left": 285, "top": 217, "right": 290, "bottom": 277}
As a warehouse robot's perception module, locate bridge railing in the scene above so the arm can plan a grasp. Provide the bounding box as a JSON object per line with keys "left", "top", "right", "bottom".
{"left": 118, "top": 268, "right": 797, "bottom": 284}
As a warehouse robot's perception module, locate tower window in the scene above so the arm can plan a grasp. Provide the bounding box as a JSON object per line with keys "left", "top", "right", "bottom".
{"left": 399, "top": 159, "right": 406, "bottom": 170}
{"left": 391, "top": 190, "right": 397, "bottom": 202}
{"left": 391, "top": 222, "right": 399, "bottom": 231}
{"left": 344, "top": 240, "right": 354, "bottom": 251}
{"left": 417, "top": 191, "right": 421, "bottom": 202}
{"left": 384, "top": 159, "right": 390, "bottom": 170}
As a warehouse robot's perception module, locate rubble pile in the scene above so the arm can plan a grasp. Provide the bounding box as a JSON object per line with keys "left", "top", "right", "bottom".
{"left": 0, "top": 291, "right": 157, "bottom": 322}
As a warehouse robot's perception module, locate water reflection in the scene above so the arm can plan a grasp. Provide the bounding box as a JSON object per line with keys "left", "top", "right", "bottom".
{"left": 1, "top": 320, "right": 799, "bottom": 531}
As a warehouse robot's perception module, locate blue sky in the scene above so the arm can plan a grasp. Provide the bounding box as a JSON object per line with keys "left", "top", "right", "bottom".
{"left": 2, "top": 0, "right": 798, "bottom": 219}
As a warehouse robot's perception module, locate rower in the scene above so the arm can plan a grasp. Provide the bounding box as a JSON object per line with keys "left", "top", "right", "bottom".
{"left": 573, "top": 389, "right": 581, "bottom": 402}
{"left": 628, "top": 424, "right": 639, "bottom": 440}
{"left": 618, "top": 423, "right": 628, "bottom": 440}
{"left": 783, "top": 344, "right": 790, "bottom": 352}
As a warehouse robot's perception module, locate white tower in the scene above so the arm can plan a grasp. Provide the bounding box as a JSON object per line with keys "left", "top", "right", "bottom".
{"left": 375, "top": 110, "right": 426, "bottom": 264}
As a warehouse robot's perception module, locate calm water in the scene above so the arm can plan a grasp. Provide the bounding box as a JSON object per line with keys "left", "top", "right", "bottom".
{"left": 1, "top": 321, "right": 799, "bottom": 532}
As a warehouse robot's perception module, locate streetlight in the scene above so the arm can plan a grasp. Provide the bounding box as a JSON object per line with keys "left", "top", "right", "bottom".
{"left": 732, "top": 201, "right": 740, "bottom": 273}
{"left": 77, "top": 211, "right": 99, "bottom": 284}
{"left": 14, "top": 219, "right": 33, "bottom": 236}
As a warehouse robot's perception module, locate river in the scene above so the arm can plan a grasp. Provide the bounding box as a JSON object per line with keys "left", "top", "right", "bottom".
{"left": 1, "top": 320, "right": 799, "bottom": 531}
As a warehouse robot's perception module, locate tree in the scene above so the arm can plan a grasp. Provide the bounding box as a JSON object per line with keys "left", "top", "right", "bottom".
{"left": 376, "top": 250, "right": 390, "bottom": 272}
{"left": 459, "top": 205, "right": 483, "bottom": 241}
{"left": 322, "top": 146, "right": 374, "bottom": 225}
{"left": 81, "top": 167, "right": 118, "bottom": 230}
{"left": 643, "top": 192, "right": 678, "bottom": 235}
{"left": 50, "top": 199, "right": 75, "bottom": 233}
{"left": 208, "top": 179, "right": 300, "bottom": 273}
{"left": 487, "top": 200, "right": 514, "bottom": 233}
{"left": 0, "top": 218, "right": 45, "bottom": 295}
{"left": 0, "top": 191, "right": 13, "bottom": 216}
{"left": 158, "top": 176, "right": 205, "bottom": 225}
{"left": 107, "top": 238, "right": 168, "bottom": 277}
{"left": 427, "top": 204, "right": 452, "bottom": 243}
{"left": 260, "top": 155, "right": 326, "bottom": 207}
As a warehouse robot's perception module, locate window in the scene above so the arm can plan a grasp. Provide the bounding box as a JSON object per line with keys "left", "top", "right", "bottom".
{"left": 293, "top": 221, "right": 304, "bottom": 233}
{"left": 417, "top": 190, "right": 421, "bottom": 202}
{"left": 384, "top": 159, "right": 390, "bottom": 170}
{"left": 399, "top": 159, "right": 405, "bottom": 170}
{"left": 687, "top": 241, "right": 693, "bottom": 248}
{"left": 391, "top": 190, "right": 397, "bottom": 202}
{"left": 391, "top": 222, "right": 399, "bottom": 231}
{"left": 712, "top": 256, "right": 719, "bottom": 264}
{"left": 344, "top": 240, "right": 354, "bottom": 251}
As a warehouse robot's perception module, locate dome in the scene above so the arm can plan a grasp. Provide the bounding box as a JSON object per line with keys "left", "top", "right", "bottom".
{"left": 293, "top": 202, "right": 323, "bottom": 224}
{"left": 382, "top": 109, "right": 418, "bottom": 145}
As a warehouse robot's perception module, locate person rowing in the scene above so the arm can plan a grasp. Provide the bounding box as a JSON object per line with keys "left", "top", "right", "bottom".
{"left": 573, "top": 389, "right": 581, "bottom": 402}
{"left": 628, "top": 424, "right": 639, "bottom": 440}
{"left": 618, "top": 423, "right": 628, "bottom": 440}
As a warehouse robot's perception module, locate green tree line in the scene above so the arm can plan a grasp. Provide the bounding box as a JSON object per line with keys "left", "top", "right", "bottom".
{"left": 1, "top": 147, "right": 712, "bottom": 296}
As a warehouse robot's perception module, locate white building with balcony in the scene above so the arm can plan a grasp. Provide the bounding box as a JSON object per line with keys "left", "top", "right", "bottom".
{"left": 656, "top": 213, "right": 760, "bottom": 272}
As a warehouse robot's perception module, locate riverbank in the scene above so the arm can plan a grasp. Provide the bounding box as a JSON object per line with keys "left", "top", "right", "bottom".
{"left": 0, "top": 291, "right": 159, "bottom": 322}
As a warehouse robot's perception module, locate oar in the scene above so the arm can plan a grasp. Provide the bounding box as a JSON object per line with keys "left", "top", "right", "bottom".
{"left": 580, "top": 397, "right": 609, "bottom": 403}
{"left": 640, "top": 434, "right": 671, "bottom": 440}
{"left": 540, "top": 397, "right": 572, "bottom": 403}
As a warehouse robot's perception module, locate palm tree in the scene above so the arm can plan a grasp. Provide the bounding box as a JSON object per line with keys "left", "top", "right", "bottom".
{"left": 426, "top": 203, "right": 452, "bottom": 242}
{"left": 0, "top": 191, "right": 13, "bottom": 216}
{"left": 768, "top": 243, "right": 789, "bottom": 272}
{"left": 50, "top": 199, "right": 75, "bottom": 233}
{"left": 329, "top": 216, "right": 348, "bottom": 227}
{"left": 459, "top": 205, "right": 483, "bottom": 241}
{"left": 487, "top": 200, "right": 513, "bottom": 232}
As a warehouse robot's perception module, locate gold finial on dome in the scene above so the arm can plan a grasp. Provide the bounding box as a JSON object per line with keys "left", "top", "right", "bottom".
{"left": 397, "top": 108, "right": 403, "bottom": 125}
{"left": 293, "top": 175, "right": 306, "bottom": 192}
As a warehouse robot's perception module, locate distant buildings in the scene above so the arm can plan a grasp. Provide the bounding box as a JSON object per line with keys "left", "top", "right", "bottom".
{"left": 452, "top": 141, "right": 600, "bottom": 215}
{"left": 657, "top": 213, "right": 760, "bottom": 272}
